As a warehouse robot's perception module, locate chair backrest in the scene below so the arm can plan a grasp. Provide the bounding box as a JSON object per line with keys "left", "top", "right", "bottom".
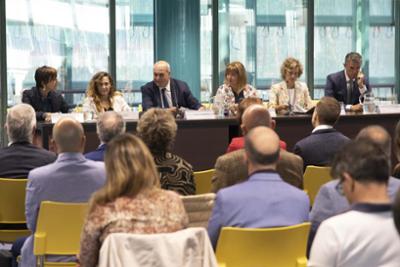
{"left": 303, "top": 166, "right": 332, "bottom": 205}
{"left": 180, "top": 193, "right": 216, "bottom": 228}
{"left": 98, "top": 228, "right": 218, "bottom": 267}
{"left": 216, "top": 223, "right": 311, "bottom": 267}
{"left": 33, "top": 201, "right": 88, "bottom": 257}
{"left": 193, "top": 169, "right": 215, "bottom": 195}
{"left": 0, "top": 178, "right": 30, "bottom": 243}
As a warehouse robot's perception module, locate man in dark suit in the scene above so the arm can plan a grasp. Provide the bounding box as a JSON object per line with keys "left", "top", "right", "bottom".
{"left": 293, "top": 96, "right": 350, "bottom": 170}
{"left": 325, "top": 52, "right": 371, "bottom": 110}
{"left": 141, "top": 60, "right": 202, "bottom": 111}
{"left": 85, "top": 111, "right": 126, "bottom": 161}
{"left": 22, "top": 66, "right": 69, "bottom": 121}
{"left": 0, "top": 103, "right": 56, "bottom": 178}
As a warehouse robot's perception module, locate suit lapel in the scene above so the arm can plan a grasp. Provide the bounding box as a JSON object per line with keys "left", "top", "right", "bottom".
{"left": 339, "top": 71, "right": 348, "bottom": 98}
{"left": 152, "top": 82, "right": 162, "bottom": 108}
{"left": 169, "top": 79, "right": 178, "bottom": 107}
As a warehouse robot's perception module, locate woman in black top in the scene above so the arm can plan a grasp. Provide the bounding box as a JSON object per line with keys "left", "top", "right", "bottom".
{"left": 22, "top": 66, "right": 69, "bottom": 121}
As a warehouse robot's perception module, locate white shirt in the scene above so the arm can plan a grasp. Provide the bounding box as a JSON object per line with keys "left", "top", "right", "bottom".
{"left": 312, "top": 125, "right": 333, "bottom": 133}
{"left": 158, "top": 80, "right": 173, "bottom": 108}
{"left": 344, "top": 70, "right": 367, "bottom": 95}
{"left": 309, "top": 205, "right": 400, "bottom": 267}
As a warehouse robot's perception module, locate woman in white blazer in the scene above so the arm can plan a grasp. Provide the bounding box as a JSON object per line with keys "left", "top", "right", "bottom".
{"left": 269, "top": 58, "right": 314, "bottom": 114}
{"left": 83, "top": 71, "right": 130, "bottom": 116}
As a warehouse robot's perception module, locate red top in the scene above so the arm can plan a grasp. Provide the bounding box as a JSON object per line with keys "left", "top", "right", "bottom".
{"left": 226, "top": 136, "right": 287, "bottom": 153}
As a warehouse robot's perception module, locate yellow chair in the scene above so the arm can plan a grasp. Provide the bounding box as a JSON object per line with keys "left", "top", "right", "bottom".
{"left": 193, "top": 169, "right": 215, "bottom": 195}
{"left": 0, "top": 178, "right": 31, "bottom": 243}
{"left": 33, "top": 201, "right": 88, "bottom": 267}
{"left": 216, "top": 223, "right": 311, "bottom": 267}
{"left": 303, "top": 165, "right": 332, "bottom": 205}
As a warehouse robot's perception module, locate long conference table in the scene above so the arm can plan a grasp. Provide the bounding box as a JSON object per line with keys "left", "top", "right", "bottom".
{"left": 36, "top": 111, "right": 400, "bottom": 171}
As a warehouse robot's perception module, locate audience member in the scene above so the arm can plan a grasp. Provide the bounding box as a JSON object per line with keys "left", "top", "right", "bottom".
{"left": 308, "top": 125, "right": 400, "bottom": 254}
{"left": 325, "top": 52, "right": 371, "bottom": 110}
{"left": 394, "top": 189, "right": 400, "bottom": 235}
{"left": 309, "top": 140, "right": 400, "bottom": 266}
{"left": 269, "top": 57, "right": 313, "bottom": 114}
{"left": 137, "top": 108, "right": 196, "bottom": 195}
{"left": 0, "top": 104, "right": 56, "bottom": 178}
{"left": 18, "top": 117, "right": 106, "bottom": 267}
{"left": 392, "top": 120, "right": 400, "bottom": 178}
{"left": 83, "top": 71, "right": 130, "bottom": 116}
{"left": 22, "top": 66, "right": 69, "bottom": 121}
{"left": 141, "top": 61, "right": 202, "bottom": 111}
{"left": 227, "top": 97, "right": 287, "bottom": 152}
{"left": 84, "top": 111, "right": 126, "bottom": 161}
{"left": 79, "top": 134, "right": 188, "bottom": 267}
{"left": 214, "top": 61, "right": 259, "bottom": 115}
{"left": 293, "top": 96, "right": 350, "bottom": 169}
{"left": 212, "top": 104, "right": 303, "bottom": 192}
{"left": 208, "top": 126, "right": 309, "bottom": 249}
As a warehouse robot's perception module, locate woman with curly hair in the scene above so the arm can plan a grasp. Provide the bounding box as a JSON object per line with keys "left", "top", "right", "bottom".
{"left": 137, "top": 108, "right": 196, "bottom": 195}
{"left": 79, "top": 133, "right": 188, "bottom": 267}
{"left": 83, "top": 71, "right": 130, "bottom": 116}
{"left": 269, "top": 57, "right": 314, "bottom": 114}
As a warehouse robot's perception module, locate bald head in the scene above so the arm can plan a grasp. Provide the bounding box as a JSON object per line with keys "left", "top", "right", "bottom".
{"left": 97, "top": 111, "right": 126, "bottom": 143}
{"left": 153, "top": 61, "right": 171, "bottom": 88}
{"left": 53, "top": 117, "right": 85, "bottom": 153}
{"left": 356, "top": 125, "right": 391, "bottom": 157}
{"left": 245, "top": 126, "right": 280, "bottom": 168}
{"left": 241, "top": 104, "right": 272, "bottom": 135}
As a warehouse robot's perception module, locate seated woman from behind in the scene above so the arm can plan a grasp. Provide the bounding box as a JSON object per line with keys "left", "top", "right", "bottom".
{"left": 214, "top": 61, "right": 259, "bottom": 115}
{"left": 137, "top": 108, "right": 196, "bottom": 195}
{"left": 83, "top": 71, "right": 130, "bottom": 116}
{"left": 79, "top": 134, "right": 188, "bottom": 267}
{"left": 269, "top": 57, "right": 314, "bottom": 114}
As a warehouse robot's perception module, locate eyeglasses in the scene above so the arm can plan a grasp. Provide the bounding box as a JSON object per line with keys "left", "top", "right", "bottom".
{"left": 335, "top": 179, "right": 344, "bottom": 196}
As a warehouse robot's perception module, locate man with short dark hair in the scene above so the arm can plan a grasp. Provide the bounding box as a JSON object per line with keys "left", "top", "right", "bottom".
{"left": 208, "top": 126, "right": 309, "bottom": 249}
{"left": 309, "top": 140, "right": 400, "bottom": 266}
{"left": 293, "top": 96, "right": 349, "bottom": 169}
{"left": 0, "top": 103, "right": 56, "bottom": 178}
{"left": 308, "top": 125, "right": 400, "bottom": 254}
{"left": 325, "top": 52, "right": 371, "bottom": 110}
{"left": 85, "top": 111, "right": 126, "bottom": 161}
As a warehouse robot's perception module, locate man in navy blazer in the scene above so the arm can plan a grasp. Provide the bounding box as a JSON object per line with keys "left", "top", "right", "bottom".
{"left": 207, "top": 127, "right": 309, "bottom": 249}
{"left": 141, "top": 61, "right": 202, "bottom": 111}
{"left": 325, "top": 52, "right": 371, "bottom": 107}
{"left": 85, "top": 111, "right": 126, "bottom": 161}
{"left": 293, "top": 97, "right": 350, "bottom": 170}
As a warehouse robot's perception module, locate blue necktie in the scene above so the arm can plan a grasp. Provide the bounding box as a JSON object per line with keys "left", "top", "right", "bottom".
{"left": 161, "top": 88, "right": 170, "bottom": 108}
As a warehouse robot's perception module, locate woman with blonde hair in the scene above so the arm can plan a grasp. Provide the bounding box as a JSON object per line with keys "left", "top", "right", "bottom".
{"left": 269, "top": 57, "right": 313, "bottom": 114}
{"left": 214, "top": 61, "right": 259, "bottom": 115}
{"left": 83, "top": 71, "right": 130, "bottom": 115}
{"left": 79, "top": 133, "right": 188, "bottom": 267}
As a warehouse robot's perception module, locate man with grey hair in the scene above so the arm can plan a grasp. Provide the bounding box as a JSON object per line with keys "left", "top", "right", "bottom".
{"left": 325, "top": 52, "right": 371, "bottom": 109}
{"left": 17, "top": 117, "right": 106, "bottom": 266}
{"left": 85, "top": 111, "right": 126, "bottom": 161}
{"left": 208, "top": 126, "right": 309, "bottom": 249}
{"left": 0, "top": 103, "right": 56, "bottom": 178}
{"left": 141, "top": 60, "right": 202, "bottom": 111}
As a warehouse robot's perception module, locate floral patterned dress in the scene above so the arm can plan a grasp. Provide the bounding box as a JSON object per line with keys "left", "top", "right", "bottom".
{"left": 214, "top": 84, "right": 259, "bottom": 115}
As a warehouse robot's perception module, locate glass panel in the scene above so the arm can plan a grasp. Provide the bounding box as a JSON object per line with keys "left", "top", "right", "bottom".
{"left": 200, "top": 0, "right": 212, "bottom": 102}
{"left": 256, "top": 0, "right": 307, "bottom": 97}
{"left": 6, "top": 0, "right": 110, "bottom": 107}
{"left": 116, "top": 0, "right": 154, "bottom": 106}
{"left": 314, "top": 0, "right": 353, "bottom": 99}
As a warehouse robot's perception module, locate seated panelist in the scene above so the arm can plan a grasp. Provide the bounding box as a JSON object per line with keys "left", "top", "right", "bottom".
{"left": 269, "top": 58, "right": 314, "bottom": 114}
{"left": 325, "top": 52, "right": 371, "bottom": 112}
{"left": 141, "top": 60, "right": 202, "bottom": 111}
{"left": 83, "top": 71, "right": 130, "bottom": 116}
{"left": 22, "top": 65, "right": 69, "bottom": 121}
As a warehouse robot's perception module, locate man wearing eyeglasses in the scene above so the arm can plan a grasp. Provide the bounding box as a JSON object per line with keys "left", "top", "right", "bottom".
{"left": 308, "top": 133, "right": 400, "bottom": 266}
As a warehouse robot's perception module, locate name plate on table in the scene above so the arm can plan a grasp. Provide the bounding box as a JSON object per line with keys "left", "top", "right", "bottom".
{"left": 185, "top": 110, "right": 217, "bottom": 120}
{"left": 377, "top": 104, "right": 400, "bottom": 114}
{"left": 120, "top": 111, "right": 139, "bottom": 120}
{"left": 51, "top": 112, "right": 84, "bottom": 123}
